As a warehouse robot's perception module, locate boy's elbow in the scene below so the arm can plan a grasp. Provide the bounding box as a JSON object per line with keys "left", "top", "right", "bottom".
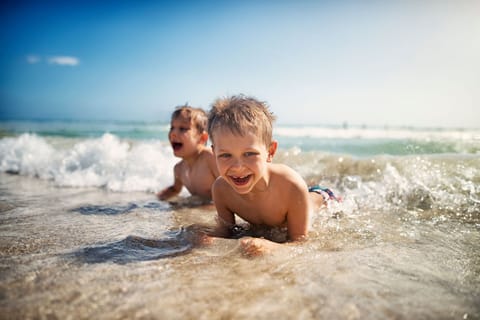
{"left": 288, "top": 233, "right": 308, "bottom": 243}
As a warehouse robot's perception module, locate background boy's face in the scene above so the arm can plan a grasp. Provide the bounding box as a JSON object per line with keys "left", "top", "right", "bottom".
{"left": 212, "top": 129, "right": 272, "bottom": 194}
{"left": 168, "top": 116, "right": 202, "bottom": 157}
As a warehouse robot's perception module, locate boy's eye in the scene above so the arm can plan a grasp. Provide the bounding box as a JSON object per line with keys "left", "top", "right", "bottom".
{"left": 244, "top": 152, "right": 258, "bottom": 157}
{"left": 169, "top": 126, "right": 190, "bottom": 133}
{"left": 218, "top": 153, "right": 231, "bottom": 159}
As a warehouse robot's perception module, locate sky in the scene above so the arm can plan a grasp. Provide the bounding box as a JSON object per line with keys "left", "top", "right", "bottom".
{"left": 1, "top": 0, "right": 479, "bottom": 128}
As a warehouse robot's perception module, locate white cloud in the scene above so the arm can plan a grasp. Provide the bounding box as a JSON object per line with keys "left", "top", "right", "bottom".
{"left": 26, "top": 55, "right": 41, "bottom": 64}
{"left": 47, "top": 56, "right": 80, "bottom": 66}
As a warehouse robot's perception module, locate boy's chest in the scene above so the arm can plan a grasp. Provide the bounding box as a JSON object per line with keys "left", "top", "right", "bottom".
{"left": 181, "top": 161, "right": 210, "bottom": 184}
{"left": 232, "top": 196, "right": 288, "bottom": 227}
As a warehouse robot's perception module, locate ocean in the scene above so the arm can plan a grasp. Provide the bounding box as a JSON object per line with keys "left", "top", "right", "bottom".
{"left": 1, "top": 119, "right": 479, "bottom": 319}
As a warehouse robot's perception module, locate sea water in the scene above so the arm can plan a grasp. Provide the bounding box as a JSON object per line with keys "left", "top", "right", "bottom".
{"left": 0, "top": 120, "right": 479, "bottom": 319}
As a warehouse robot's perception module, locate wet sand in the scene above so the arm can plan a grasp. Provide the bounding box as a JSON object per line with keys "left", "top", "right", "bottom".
{"left": 0, "top": 173, "right": 479, "bottom": 319}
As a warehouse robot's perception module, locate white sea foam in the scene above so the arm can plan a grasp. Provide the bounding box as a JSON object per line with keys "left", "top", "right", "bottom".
{"left": 0, "top": 133, "right": 55, "bottom": 178}
{"left": 0, "top": 133, "right": 178, "bottom": 192}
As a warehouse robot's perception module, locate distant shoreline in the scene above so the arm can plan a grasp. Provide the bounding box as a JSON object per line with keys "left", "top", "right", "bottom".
{"left": 0, "top": 118, "right": 478, "bottom": 132}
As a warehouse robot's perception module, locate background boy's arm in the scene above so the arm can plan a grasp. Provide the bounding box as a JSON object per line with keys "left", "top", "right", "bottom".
{"left": 157, "top": 164, "right": 183, "bottom": 200}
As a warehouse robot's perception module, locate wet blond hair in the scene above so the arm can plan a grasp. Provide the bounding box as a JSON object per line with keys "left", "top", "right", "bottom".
{"left": 208, "top": 95, "right": 276, "bottom": 148}
{"left": 171, "top": 105, "right": 208, "bottom": 134}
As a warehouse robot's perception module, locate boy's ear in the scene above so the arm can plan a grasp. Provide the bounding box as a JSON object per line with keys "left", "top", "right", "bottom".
{"left": 267, "top": 140, "right": 278, "bottom": 162}
{"left": 199, "top": 132, "right": 209, "bottom": 145}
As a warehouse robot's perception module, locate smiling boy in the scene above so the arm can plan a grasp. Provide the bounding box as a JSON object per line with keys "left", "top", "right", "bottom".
{"left": 207, "top": 95, "right": 326, "bottom": 256}
{"left": 157, "top": 105, "right": 218, "bottom": 202}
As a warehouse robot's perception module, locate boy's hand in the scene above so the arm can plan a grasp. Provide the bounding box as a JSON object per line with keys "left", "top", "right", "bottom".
{"left": 157, "top": 186, "right": 177, "bottom": 200}
{"left": 184, "top": 224, "right": 216, "bottom": 246}
{"left": 239, "top": 237, "right": 281, "bottom": 257}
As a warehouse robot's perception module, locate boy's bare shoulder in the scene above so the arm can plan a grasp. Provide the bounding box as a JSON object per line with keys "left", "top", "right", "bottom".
{"left": 212, "top": 176, "right": 233, "bottom": 196}
{"left": 212, "top": 176, "right": 228, "bottom": 189}
{"left": 174, "top": 159, "right": 186, "bottom": 171}
{"left": 270, "top": 163, "right": 308, "bottom": 192}
{"left": 199, "top": 146, "right": 219, "bottom": 176}
{"left": 271, "top": 163, "right": 305, "bottom": 182}
{"left": 199, "top": 146, "right": 215, "bottom": 158}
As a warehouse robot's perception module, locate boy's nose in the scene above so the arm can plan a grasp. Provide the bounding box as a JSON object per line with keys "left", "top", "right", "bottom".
{"left": 230, "top": 158, "right": 244, "bottom": 170}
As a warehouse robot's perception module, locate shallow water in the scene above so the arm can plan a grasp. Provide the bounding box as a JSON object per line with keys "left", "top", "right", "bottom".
{"left": 1, "top": 123, "right": 479, "bottom": 319}
{"left": 1, "top": 171, "right": 479, "bottom": 320}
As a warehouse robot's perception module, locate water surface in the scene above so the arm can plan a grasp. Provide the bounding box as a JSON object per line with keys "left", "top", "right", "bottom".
{"left": 0, "top": 121, "right": 479, "bottom": 319}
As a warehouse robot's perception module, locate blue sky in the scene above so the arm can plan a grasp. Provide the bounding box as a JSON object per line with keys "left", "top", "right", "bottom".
{"left": 1, "top": 0, "right": 479, "bottom": 128}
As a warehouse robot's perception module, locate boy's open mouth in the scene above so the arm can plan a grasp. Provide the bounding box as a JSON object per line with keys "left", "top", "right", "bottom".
{"left": 230, "top": 175, "right": 251, "bottom": 186}
{"left": 171, "top": 142, "right": 183, "bottom": 151}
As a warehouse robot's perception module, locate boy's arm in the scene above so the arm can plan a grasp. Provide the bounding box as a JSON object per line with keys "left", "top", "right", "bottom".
{"left": 157, "top": 164, "right": 183, "bottom": 200}
{"left": 286, "top": 183, "right": 310, "bottom": 242}
{"left": 211, "top": 178, "right": 235, "bottom": 238}
{"left": 240, "top": 186, "right": 309, "bottom": 257}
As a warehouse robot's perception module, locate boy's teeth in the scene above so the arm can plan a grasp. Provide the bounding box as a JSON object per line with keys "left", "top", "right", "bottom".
{"left": 232, "top": 175, "right": 250, "bottom": 184}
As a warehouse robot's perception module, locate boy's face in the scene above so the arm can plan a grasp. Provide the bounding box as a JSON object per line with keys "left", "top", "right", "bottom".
{"left": 168, "top": 116, "right": 204, "bottom": 158}
{"left": 212, "top": 129, "right": 276, "bottom": 195}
